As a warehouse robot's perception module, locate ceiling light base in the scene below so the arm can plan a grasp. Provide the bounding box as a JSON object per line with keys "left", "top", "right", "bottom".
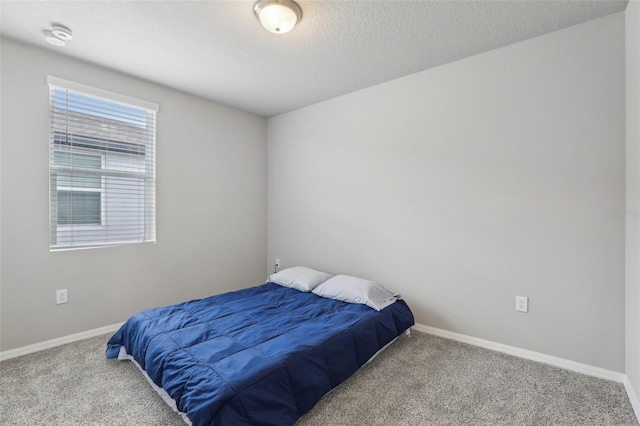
{"left": 254, "top": 0, "right": 302, "bottom": 34}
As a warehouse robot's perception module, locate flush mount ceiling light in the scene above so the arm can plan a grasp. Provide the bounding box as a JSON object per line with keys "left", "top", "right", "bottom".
{"left": 43, "top": 25, "right": 72, "bottom": 46}
{"left": 254, "top": 0, "right": 302, "bottom": 34}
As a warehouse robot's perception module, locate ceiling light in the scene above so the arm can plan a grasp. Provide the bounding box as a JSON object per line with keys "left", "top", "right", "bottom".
{"left": 51, "top": 25, "right": 73, "bottom": 41}
{"left": 254, "top": 0, "right": 302, "bottom": 35}
{"left": 43, "top": 30, "right": 66, "bottom": 46}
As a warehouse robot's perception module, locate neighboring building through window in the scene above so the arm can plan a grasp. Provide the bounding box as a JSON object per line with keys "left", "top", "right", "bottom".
{"left": 48, "top": 76, "right": 158, "bottom": 250}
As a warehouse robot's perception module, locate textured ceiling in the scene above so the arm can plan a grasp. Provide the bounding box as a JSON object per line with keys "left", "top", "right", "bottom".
{"left": 0, "top": 0, "right": 628, "bottom": 117}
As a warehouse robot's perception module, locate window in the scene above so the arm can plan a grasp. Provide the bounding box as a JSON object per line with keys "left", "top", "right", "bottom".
{"left": 55, "top": 151, "right": 103, "bottom": 226}
{"left": 48, "top": 76, "right": 158, "bottom": 250}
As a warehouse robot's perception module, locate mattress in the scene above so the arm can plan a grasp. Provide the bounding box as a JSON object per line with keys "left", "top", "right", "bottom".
{"left": 106, "top": 282, "right": 414, "bottom": 425}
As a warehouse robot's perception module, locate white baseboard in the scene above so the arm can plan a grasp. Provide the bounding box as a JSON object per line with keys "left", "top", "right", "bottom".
{"left": 0, "top": 322, "right": 123, "bottom": 362}
{"left": 412, "top": 323, "right": 625, "bottom": 383}
{"left": 414, "top": 323, "right": 640, "bottom": 423}
{"left": 624, "top": 375, "right": 640, "bottom": 421}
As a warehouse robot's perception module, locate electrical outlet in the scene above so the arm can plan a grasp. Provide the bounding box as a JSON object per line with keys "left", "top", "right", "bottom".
{"left": 275, "top": 258, "right": 280, "bottom": 268}
{"left": 515, "top": 296, "right": 528, "bottom": 313}
{"left": 56, "top": 289, "right": 68, "bottom": 305}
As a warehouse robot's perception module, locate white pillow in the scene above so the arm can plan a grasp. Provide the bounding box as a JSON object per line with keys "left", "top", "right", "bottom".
{"left": 312, "top": 275, "right": 400, "bottom": 311}
{"left": 268, "top": 266, "right": 333, "bottom": 292}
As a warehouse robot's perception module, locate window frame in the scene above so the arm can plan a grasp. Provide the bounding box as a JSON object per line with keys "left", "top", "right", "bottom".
{"left": 48, "top": 76, "right": 159, "bottom": 251}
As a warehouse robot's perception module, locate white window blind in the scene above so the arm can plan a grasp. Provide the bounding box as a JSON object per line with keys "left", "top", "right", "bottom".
{"left": 48, "top": 76, "right": 158, "bottom": 250}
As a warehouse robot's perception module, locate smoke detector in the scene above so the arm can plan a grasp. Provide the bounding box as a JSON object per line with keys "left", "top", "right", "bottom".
{"left": 44, "top": 25, "right": 73, "bottom": 46}
{"left": 52, "top": 25, "right": 73, "bottom": 40}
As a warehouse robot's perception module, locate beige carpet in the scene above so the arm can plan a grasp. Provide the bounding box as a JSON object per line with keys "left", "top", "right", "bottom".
{"left": 0, "top": 331, "right": 637, "bottom": 425}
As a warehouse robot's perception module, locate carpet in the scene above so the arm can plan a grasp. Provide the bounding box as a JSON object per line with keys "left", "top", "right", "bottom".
{"left": 0, "top": 331, "right": 636, "bottom": 425}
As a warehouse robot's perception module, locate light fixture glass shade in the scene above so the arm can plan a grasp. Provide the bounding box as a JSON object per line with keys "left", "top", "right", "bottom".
{"left": 254, "top": 0, "right": 302, "bottom": 34}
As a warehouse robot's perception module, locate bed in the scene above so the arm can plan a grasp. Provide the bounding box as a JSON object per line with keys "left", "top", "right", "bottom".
{"left": 106, "top": 268, "right": 414, "bottom": 426}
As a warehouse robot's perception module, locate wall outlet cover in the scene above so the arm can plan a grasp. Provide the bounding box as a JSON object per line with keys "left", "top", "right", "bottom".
{"left": 516, "top": 296, "right": 528, "bottom": 313}
{"left": 56, "top": 289, "right": 68, "bottom": 305}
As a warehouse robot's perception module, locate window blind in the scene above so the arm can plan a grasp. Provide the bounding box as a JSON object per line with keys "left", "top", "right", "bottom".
{"left": 48, "top": 76, "right": 158, "bottom": 250}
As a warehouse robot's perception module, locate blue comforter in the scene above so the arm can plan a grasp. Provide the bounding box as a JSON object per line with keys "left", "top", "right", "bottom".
{"left": 107, "top": 282, "right": 414, "bottom": 426}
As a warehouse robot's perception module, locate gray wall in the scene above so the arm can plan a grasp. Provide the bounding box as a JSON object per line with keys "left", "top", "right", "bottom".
{"left": 267, "top": 13, "right": 625, "bottom": 371}
{"left": 627, "top": 0, "right": 640, "bottom": 396}
{"left": 0, "top": 38, "right": 267, "bottom": 351}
